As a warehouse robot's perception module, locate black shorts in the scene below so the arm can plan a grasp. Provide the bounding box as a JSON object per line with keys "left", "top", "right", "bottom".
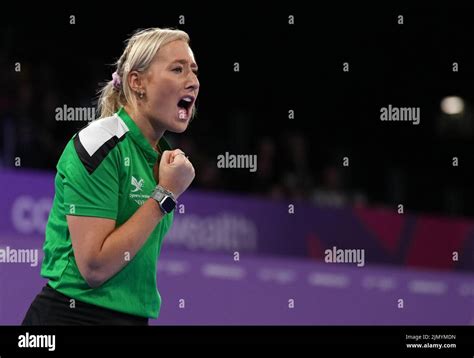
{"left": 21, "top": 284, "right": 149, "bottom": 326}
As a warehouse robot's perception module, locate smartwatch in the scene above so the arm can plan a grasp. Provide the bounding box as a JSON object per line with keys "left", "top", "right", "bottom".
{"left": 151, "top": 185, "right": 177, "bottom": 214}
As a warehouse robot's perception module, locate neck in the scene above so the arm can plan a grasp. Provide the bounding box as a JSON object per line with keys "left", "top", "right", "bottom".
{"left": 124, "top": 105, "right": 165, "bottom": 152}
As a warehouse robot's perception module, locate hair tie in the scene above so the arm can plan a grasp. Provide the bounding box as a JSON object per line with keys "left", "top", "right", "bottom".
{"left": 112, "top": 71, "right": 122, "bottom": 91}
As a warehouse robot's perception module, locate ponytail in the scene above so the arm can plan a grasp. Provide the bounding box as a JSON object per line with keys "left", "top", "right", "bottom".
{"left": 97, "top": 80, "right": 124, "bottom": 118}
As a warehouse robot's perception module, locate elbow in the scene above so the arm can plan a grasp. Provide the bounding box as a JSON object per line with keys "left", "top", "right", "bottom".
{"left": 80, "top": 263, "right": 106, "bottom": 289}
{"left": 83, "top": 270, "right": 105, "bottom": 289}
{"left": 84, "top": 274, "right": 104, "bottom": 289}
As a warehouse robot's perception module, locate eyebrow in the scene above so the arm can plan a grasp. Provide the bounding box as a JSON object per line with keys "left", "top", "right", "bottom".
{"left": 171, "top": 59, "right": 198, "bottom": 69}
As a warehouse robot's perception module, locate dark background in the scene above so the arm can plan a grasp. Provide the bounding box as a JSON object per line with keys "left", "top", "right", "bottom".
{"left": 2, "top": 5, "right": 474, "bottom": 218}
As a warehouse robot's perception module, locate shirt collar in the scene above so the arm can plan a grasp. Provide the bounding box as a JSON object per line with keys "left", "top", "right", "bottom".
{"left": 116, "top": 107, "right": 172, "bottom": 164}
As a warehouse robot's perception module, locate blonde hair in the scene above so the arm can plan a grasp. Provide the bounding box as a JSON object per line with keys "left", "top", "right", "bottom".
{"left": 97, "top": 27, "right": 190, "bottom": 118}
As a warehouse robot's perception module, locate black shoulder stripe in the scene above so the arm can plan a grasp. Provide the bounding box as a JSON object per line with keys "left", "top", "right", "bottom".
{"left": 73, "top": 133, "right": 127, "bottom": 174}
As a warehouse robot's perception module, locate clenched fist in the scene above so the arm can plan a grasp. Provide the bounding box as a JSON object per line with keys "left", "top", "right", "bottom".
{"left": 153, "top": 149, "right": 195, "bottom": 199}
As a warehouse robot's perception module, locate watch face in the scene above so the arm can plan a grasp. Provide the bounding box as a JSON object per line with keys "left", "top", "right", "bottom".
{"left": 161, "top": 196, "right": 176, "bottom": 213}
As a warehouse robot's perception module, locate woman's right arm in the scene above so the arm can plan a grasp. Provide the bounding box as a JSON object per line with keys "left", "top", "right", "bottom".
{"left": 67, "top": 149, "right": 195, "bottom": 288}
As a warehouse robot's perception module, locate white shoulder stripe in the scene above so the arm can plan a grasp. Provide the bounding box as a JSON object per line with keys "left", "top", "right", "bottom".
{"left": 78, "top": 114, "right": 129, "bottom": 156}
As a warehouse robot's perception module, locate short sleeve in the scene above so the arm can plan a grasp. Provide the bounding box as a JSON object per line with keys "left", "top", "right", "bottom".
{"left": 62, "top": 137, "right": 120, "bottom": 220}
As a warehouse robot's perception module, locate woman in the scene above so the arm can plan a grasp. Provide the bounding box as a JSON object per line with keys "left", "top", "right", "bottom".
{"left": 22, "top": 27, "right": 199, "bottom": 325}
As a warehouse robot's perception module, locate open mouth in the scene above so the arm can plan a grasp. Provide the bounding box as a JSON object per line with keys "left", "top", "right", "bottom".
{"left": 177, "top": 96, "right": 194, "bottom": 119}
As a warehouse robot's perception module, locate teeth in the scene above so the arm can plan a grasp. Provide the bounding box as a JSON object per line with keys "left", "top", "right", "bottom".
{"left": 182, "top": 97, "right": 192, "bottom": 102}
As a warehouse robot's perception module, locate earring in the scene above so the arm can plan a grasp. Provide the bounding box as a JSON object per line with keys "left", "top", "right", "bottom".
{"left": 139, "top": 91, "right": 144, "bottom": 99}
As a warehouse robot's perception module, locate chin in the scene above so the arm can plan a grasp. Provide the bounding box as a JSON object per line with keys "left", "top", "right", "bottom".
{"left": 167, "top": 122, "right": 189, "bottom": 134}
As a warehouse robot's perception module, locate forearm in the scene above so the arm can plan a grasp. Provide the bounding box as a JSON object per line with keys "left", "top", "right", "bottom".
{"left": 88, "top": 198, "right": 164, "bottom": 286}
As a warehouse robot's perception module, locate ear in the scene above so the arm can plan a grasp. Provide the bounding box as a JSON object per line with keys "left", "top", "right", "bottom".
{"left": 127, "top": 70, "right": 144, "bottom": 94}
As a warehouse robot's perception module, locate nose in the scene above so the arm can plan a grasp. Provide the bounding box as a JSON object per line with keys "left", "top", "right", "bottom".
{"left": 185, "top": 72, "right": 200, "bottom": 94}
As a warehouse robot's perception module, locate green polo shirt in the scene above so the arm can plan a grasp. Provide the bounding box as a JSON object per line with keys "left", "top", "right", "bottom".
{"left": 41, "top": 107, "right": 174, "bottom": 318}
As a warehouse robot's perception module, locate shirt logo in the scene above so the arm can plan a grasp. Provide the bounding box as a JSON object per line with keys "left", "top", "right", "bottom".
{"left": 131, "top": 176, "right": 144, "bottom": 192}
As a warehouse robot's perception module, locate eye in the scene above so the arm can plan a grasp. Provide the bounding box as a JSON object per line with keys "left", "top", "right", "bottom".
{"left": 172, "top": 67, "right": 183, "bottom": 73}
